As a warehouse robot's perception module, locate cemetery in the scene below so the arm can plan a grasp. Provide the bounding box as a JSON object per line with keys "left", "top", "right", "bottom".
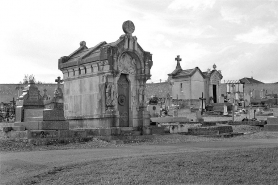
{"left": 0, "top": 20, "right": 278, "bottom": 185}
{"left": 0, "top": 21, "right": 278, "bottom": 146}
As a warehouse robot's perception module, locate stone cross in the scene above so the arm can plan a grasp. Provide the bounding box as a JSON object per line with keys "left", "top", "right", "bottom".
{"left": 175, "top": 55, "right": 182, "bottom": 70}
{"left": 55, "top": 77, "right": 63, "bottom": 89}
{"left": 175, "top": 55, "right": 182, "bottom": 62}
{"left": 199, "top": 92, "right": 206, "bottom": 115}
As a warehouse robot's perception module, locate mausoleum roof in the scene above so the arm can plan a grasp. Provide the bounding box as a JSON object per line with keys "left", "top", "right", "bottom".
{"left": 239, "top": 77, "right": 264, "bottom": 84}
{"left": 169, "top": 67, "right": 205, "bottom": 79}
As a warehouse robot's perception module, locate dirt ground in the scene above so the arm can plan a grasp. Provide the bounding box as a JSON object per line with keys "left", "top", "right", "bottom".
{"left": 0, "top": 107, "right": 277, "bottom": 184}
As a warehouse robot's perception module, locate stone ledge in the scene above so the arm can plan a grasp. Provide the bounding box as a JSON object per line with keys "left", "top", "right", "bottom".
{"left": 188, "top": 125, "right": 233, "bottom": 135}
{"left": 264, "top": 125, "right": 278, "bottom": 131}
{"left": 14, "top": 121, "right": 69, "bottom": 130}
{"left": 267, "top": 117, "right": 278, "bottom": 125}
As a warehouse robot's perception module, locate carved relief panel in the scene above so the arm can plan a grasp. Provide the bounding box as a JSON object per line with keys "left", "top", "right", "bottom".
{"left": 118, "top": 53, "right": 136, "bottom": 75}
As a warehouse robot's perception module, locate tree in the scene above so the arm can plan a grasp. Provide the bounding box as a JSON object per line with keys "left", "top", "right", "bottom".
{"left": 19, "top": 74, "right": 38, "bottom": 84}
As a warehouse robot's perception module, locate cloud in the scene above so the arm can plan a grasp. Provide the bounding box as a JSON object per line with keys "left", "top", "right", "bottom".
{"left": 220, "top": 7, "right": 247, "bottom": 24}
{"left": 235, "top": 27, "right": 278, "bottom": 44}
{"left": 168, "top": 0, "right": 215, "bottom": 10}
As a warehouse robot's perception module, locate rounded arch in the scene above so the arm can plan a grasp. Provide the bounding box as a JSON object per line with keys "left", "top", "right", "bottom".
{"left": 117, "top": 51, "right": 144, "bottom": 75}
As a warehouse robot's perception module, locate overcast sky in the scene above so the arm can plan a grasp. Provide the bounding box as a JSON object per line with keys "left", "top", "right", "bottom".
{"left": 1, "top": 0, "right": 278, "bottom": 84}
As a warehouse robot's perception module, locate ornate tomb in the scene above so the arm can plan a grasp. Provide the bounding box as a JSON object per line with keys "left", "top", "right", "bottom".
{"left": 58, "top": 21, "right": 153, "bottom": 130}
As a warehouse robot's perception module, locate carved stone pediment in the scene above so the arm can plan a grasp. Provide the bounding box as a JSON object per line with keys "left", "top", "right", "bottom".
{"left": 118, "top": 53, "right": 136, "bottom": 75}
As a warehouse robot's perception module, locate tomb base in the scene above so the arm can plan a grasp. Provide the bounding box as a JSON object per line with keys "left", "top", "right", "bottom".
{"left": 14, "top": 120, "right": 69, "bottom": 130}
{"left": 264, "top": 117, "right": 278, "bottom": 131}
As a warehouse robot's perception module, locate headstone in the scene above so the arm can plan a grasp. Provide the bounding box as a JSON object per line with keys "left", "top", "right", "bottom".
{"left": 14, "top": 77, "right": 69, "bottom": 130}
{"left": 219, "top": 96, "right": 224, "bottom": 103}
{"left": 264, "top": 117, "right": 278, "bottom": 131}
{"left": 15, "top": 80, "right": 44, "bottom": 123}
{"left": 223, "top": 104, "right": 228, "bottom": 115}
{"left": 196, "top": 111, "right": 204, "bottom": 122}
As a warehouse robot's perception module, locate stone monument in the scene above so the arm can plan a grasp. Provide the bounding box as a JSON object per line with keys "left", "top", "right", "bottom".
{"left": 58, "top": 21, "right": 153, "bottom": 132}
{"left": 14, "top": 77, "right": 69, "bottom": 130}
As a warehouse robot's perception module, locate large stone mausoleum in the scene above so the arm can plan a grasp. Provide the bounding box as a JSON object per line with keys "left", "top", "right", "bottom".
{"left": 58, "top": 21, "right": 153, "bottom": 130}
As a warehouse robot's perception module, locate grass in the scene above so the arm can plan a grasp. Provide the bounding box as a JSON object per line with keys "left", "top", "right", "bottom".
{"left": 19, "top": 146, "right": 278, "bottom": 185}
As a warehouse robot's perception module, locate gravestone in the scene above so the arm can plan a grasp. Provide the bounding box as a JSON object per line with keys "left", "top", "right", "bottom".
{"left": 14, "top": 77, "right": 69, "bottom": 130}
{"left": 223, "top": 104, "right": 228, "bottom": 115}
{"left": 58, "top": 21, "right": 153, "bottom": 132}
{"left": 15, "top": 79, "right": 44, "bottom": 123}
{"left": 264, "top": 117, "right": 278, "bottom": 131}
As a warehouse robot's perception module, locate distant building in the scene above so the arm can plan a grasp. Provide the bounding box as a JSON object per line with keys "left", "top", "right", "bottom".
{"left": 239, "top": 77, "right": 264, "bottom": 84}
{"left": 168, "top": 55, "right": 223, "bottom": 107}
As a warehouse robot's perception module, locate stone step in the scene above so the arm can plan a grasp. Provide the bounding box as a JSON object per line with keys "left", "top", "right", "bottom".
{"left": 264, "top": 124, "right": 278, "bottom": 131}
{"left": 120, "top": 130, "right": 141, "bottom": 136}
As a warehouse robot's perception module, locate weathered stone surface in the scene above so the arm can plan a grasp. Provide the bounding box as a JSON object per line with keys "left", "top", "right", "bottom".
{"left": 188, "top": 125, "right": 233, "bottom": 135}
{"left": 7, "top": 130, "right": 29, "bottom": 139}
{"left": 264, "top": 125, "right": 278, "bottom": 131}
{"left": 24, "top": 109, "right": 44, "bottom": 122}
{"left": 151, "top": 117, "right": 189, "bottom": 123}
{"left": 99, "top": 128, "right": 112, "bottom": 136}
{"left": 39, "top": 121, "right": 69, "bottom": 130}
{"left": 267, "top": 117, "right": 278, "bottom": 125}
{"left": 29, "top": 130, "right": 58, "bottom": 139}
{"left": 15, "top": 106, "right": 23, "bottom": 122}
{"left": 2, "top": 127, "right": 13, "bottom": 132}
{"left": 12, "top": 126, "right": 25, "bottom": 131}
{"left": 14, "top": 121, "right": 40, "bottom": 130}
{"left": 71, "top": 130, "right": 87, "bottom": 138}
{"left": 58, "top": 21, "right": 153, "bottom": 131}
{"left": 43, "top": 109, "right": 65, "bottom": 121}
{"left": 14, "top": 121, "right": 69, "bottom": 130}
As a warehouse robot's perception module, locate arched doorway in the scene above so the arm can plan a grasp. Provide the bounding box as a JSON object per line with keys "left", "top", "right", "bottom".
{"left": 117, "top": 74, "right": 129, "bottom": 127}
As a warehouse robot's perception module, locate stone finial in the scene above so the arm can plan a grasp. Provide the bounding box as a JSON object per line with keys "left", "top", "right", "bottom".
{"left": 207, "top": 68, "right": 211, "bottom": 73}
{"left": 122, "top": 20, "right": 135, "bottom": 34}
{"left": 213, "top": 64, "right": 217, "bottom": 70}
{"left": 80, "top": 41, "right": 86, "bottom": 47}
{"left": 175, "top": 55, "right": 182, "bottom": 70}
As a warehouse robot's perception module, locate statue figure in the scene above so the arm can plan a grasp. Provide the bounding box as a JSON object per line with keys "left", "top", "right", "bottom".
{"left": 106, "top": 83, "right": 116, "bottom": 107}
{"left": 138, "top": 86, "right": 145, "bottom": 105}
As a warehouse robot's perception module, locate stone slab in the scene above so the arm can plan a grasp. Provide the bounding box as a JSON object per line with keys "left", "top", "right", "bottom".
{"left": 14, "top": 122, "right": 40, "bottom": 130}
{"left": 2, "top": 127, "right": 13, "bottom": 132}
{"left": 39, "top": 121, "right": 69, "bottom": 130}
{"left": 43, "top": 109, "right": 65, "bottom": 121}
{"left": 151, "top": 117, "right": 189, "bottom": 123}
{"left": 264, "top": 125, "right": 278, "bottom": 131}
{"left": 99, "top": 128, "right": 112, "bottom": 136}
{"left": 15, "top": 106, "right": 23, "bottom": 122}
{"left": 12, "top": 126, "right": 25, "bottom": 131}
{"left": 85, "top": 129, "right": 100, "bottom": 137}
{"left": 6, "top": 130, "right": 29, "bottom": 139}
{"left": 29, "top": 130, "right": 58, "bottom": 139}
{"left": 24, "top": 109, "right": 44, "bottom": 122}
{"left": 14, "top": 121, "right": 69, "bottom": 130}
{"left": 71, "top": 130, "right": 87, "bottom": 138}
{"left": 188, "top": 125, "right": 233, "bottom": 135}
{"left": 267, "top": 117, "right": 278, "bottom": 125}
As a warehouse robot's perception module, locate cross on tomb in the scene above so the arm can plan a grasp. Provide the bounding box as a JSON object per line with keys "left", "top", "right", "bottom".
{"left": 175, "top": 55, "right": 182, "bottom": 62}
{"left": 199, "top": 92, "right": 206, "bottom": 115}
{"left": 55, "top": 77, "right": 63, "bottom": 89}
{"left": 175, "top": 55, "right": 182, "bottom": 70}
